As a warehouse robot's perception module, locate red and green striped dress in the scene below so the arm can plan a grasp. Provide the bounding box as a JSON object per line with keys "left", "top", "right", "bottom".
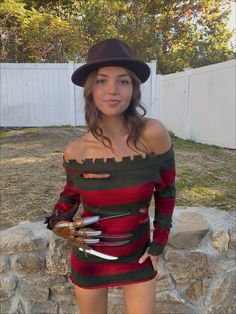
{"left": 46, "top": 146, "right": 176, "bottom": 289}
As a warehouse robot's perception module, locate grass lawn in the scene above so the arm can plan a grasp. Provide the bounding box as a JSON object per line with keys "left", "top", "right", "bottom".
{"left": 172, "top": 136, "right": 235, "bottom": 211}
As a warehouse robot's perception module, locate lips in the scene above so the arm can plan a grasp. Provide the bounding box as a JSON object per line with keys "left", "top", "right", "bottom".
{"left": 104, "top": 100, "right": 120, "bottom": 106}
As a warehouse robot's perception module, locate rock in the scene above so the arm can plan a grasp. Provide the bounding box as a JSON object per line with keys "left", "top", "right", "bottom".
{"left": 165, "top": 250, "right": 217, "bottom": 284}
{"left": 13, "top": 252, "right": 46, "bottom": 274}
{"left": 107, "top": 289, "right": 126, "bottom": 314}
{"left": 0, "top": 289, "right": 15, "bottom": 302}
{"left": 0, "top": 222, "right": 49, "bottom": 255}
{"left": 10, "top": 299, "right": 26, "bottom": 314}
{"left": 207, "top": 270, "right": 236, "bottom": 314}
{"left": 59, "top": 304, "right": 79, "bottom": 314}
{"left": 108, "top": 304, "right": 125, "bottom": 314}
{"left": 108, "top": 295, "right": 125, "bottom": 314}
{"left": 55, "top": 294, "right": 78, "bottom": 314}
{"left": 0, "top": 256, "right": 10, "bottom": 273}
{"left": 17, "top": 277, "right": 49, "bottom": 302}
{"left": 28, "top": 300, "right": 58, "bottom": 314}
{"left": 49, "top": 275, "right": 74, "bottom": 295}
{"left": 210, "top": 231, "right": 229, "bottom": 252}
{"left": 225, "top": 249, "right": 236, "bottom": 259}
{"left": 16, "top": 299, "right": 25, "bottom": 314}
{"left": 217, "top": 255, "right": 236, "bottom": 272}
{"left": 0, "top": 274, "right": 18, "bottom": 291}
{"left": 46, "top": 232, "right": 71, "bottom": 275}
{"left": 169, "top": 211, "right": 209, "bottom": 249}
{"left": 224, "top": 209, "right": 236, "bottom": 232}
{"left": 109, "top": 287, "right": 123, "bottom": 297}
{"left": 156, "top": 270, "right": 175, "bottom": 292}
{"left": 0, "top": 274, "right": 18, "bottom": 301}
{"left": 156, "top": 290, "right": 198, "bottom": 314}
{"left": 229, "top": 230, "right": 236, "bottom": 249}
{"left": 0, "top": 299, "right": 12, "bottom": 314}
{"left": 184, "top": 279, "right": 210, "bottom": 301}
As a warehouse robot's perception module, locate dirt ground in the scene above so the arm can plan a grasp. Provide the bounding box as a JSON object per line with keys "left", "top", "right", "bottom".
{"left": 0, "top": 127, "right": 235, "bottom": 230}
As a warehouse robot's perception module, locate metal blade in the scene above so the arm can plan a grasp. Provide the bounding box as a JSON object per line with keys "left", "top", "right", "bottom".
{"left": 84, "top": 238, "right": 100, "bottom": 244}
{"left": 78, "top": 248, "right": 118, "bottom": 260}
{"left": 99, "top": 213, "right": 131, "bottom": 220}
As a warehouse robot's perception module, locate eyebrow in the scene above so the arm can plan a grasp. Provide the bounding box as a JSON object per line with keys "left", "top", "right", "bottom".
{"left": 96, "top": 74, "right": 130, "bottom": 78}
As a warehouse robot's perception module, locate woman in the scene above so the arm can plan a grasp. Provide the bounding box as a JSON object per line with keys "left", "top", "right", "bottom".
{"left": 45, "top": 39, "right": 176, "bottom": 314}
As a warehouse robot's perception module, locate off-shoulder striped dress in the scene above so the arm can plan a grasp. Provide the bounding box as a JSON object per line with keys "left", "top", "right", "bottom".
{"left": 50, "top": 146, "right": 176, "bottom": 289}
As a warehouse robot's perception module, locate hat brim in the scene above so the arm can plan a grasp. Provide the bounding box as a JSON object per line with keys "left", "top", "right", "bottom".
{"left": 71, "top": 58, "right": 150, "bottom": 87}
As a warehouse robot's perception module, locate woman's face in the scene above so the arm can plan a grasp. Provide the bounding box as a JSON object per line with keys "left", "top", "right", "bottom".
{"left": 91, "top": 66, "right": 133, "bottom": 117}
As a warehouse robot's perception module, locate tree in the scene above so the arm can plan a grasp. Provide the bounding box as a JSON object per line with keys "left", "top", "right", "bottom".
{"left": 0, "top": 0, "right": 81, "bottom": 62}
{"left": 0, "top": 0, "right": 234, "bottom": 73}
{"left": 0, "top": 0, "right": 26, "bottom": 62}
{"left": 20, "top": 0, "right": 78, "bottom": 18}
{"left": 22, "top": 12, "right": 81, "bottom": 62}
{"left": 73, "top": 0, "right": 234, "bottom": 72}
{"left": 73, "top": 0, "right": 127, "bottom": 60}
{"left": 113, "top": 0, "right": 234, "bottom": 73}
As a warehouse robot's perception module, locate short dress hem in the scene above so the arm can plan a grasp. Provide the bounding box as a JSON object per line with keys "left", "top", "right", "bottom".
{"left": 69, "top": 272, "right": 157, "bottom": 289}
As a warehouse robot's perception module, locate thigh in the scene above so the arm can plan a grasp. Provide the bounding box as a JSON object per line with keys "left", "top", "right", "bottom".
{"left": 73, "top": 284, "right": 108, "bottom": 314}
{"left": 122, "top": 278, "right": 156, "bottom": 314}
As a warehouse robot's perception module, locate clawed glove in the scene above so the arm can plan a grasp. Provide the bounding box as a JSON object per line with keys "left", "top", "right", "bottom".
{"left": 53, "top": 216, "right": 101, "bottom": 250}
{"left": 53, "top": 214, "right": 132, "bottom": 252}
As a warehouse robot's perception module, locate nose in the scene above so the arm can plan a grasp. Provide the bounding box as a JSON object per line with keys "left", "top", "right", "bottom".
{"left": 107, "top": 80, "right": 118, "bottom": 94}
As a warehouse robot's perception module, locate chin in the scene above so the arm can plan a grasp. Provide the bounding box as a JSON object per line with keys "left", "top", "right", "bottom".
{"left": 99, "top": 106, "right": 129, "bottom": 117}
{"left": 101, "top": 111, "right": 125, "bottom": 117}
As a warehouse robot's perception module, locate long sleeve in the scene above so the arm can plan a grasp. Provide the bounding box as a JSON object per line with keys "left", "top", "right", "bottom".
{"left": 45, "top": 171, "right": 81, "bottom": 230}
{"left": 147, "top": 147, "right": 176, "bottom": 256}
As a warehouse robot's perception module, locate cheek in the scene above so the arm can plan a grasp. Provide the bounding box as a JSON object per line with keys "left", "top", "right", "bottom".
{"left": 126, "top": 88, "right": 133, "bottom": 101}
{"left": 92, "top": 88, "right": 102, "bottom": 102}
{"left": 120, "top": 85, "right": 133, "bottom": 98}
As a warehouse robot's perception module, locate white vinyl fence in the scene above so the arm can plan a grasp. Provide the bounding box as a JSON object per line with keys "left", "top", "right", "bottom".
{"left": 0, "top": 60, "right": 235, "bottom": 148}
{"left": 157, "top": 60, "right": 235, "bottom": 149}
{"left": 0, "top": 61, "right": 156, "bottom": 127}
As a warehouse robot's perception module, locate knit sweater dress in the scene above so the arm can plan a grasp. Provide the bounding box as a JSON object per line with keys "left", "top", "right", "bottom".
{"left": 46, "top": 146, "right": 176, "bottom": 289}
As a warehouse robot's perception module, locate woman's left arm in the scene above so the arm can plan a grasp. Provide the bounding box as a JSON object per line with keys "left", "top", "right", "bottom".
{"left": 139, "top": 119, "right": 176, "bottom": 271}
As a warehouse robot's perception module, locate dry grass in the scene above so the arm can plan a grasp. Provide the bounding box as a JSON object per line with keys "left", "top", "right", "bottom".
{"left": 0, "top": 127, "right": 235, "bottom": 229}
{"left": 172, "top": 136, "right": 235, "bottom": 210}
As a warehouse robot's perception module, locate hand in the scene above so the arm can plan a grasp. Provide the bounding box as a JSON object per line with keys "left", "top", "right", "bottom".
{"left": 139, "top": 248, "right": 159, "bottom": 275}
{"left": 53, "top": 216, "right": 101, "bottom": 249}
{"left": 53, "top": 215, "right": 130, "bottom": 250}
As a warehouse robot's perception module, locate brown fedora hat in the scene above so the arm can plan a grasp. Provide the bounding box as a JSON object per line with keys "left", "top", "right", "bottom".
{"left": 71, "top": 39, "right": 150, "bottom": 86}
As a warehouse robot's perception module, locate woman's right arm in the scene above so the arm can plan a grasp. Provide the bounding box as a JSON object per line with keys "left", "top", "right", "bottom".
{"left": 44, "top": 142, "right": 81, "bottom": 230}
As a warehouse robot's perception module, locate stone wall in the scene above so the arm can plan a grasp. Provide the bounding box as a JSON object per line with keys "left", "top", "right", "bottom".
{"left": 1, "top": 207, "right": 235, "bottom": 314}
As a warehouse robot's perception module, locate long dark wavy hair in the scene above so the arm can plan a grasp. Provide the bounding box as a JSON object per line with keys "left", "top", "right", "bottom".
{"left": 83, "top": 68, "right": 148, "bottom": 153}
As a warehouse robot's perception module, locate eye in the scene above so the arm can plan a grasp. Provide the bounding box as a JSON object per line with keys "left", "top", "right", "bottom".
{"left": 95, "top": 79, "right": 106, "bottom": 85}
{"left": 119, "top": 79, "right": 130, "bottom": 85}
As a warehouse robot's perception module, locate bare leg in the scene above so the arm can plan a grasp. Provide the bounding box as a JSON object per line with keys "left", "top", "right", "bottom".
{"left": 74, "top": 284, "right": 108, "bottom": 314}
{"left": 122, "top": 278, "right": 156, "bottom": 314}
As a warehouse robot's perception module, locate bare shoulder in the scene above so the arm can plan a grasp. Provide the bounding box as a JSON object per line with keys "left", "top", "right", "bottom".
{"left": 64, "top": 135, "right": 87, "bottom": 162}
{"left": 142, "top": 118, "right": 172, "bottom": 155}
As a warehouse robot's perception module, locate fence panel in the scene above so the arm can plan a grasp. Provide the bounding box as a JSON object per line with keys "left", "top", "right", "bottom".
{"left": 157, "top": 60, "right": 235, "bottom": 149}
{"left": 0, "top": 62, "right": 155, "bottom": 127}
{"left": 0, "top": 63, "right": 71, "bottom": 126}
{"left": 188, "top": 60, "right": 235, "bottom": 148}
{"left": 158, "top": 71, "right": 188, "bottom": 139}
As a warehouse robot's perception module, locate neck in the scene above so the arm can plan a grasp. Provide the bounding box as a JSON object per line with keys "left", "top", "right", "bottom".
{"left": 99, "top": 115, "right": 129, "bottom": 140}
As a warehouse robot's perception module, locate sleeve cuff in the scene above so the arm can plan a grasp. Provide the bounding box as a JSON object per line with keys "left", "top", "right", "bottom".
{"left": 147, "top": 242, "right": 166, "bottom": 256}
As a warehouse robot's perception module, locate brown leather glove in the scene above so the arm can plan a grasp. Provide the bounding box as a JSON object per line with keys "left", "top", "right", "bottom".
{"left": 53, "top": 215, "right": 101, "bottom": 249}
